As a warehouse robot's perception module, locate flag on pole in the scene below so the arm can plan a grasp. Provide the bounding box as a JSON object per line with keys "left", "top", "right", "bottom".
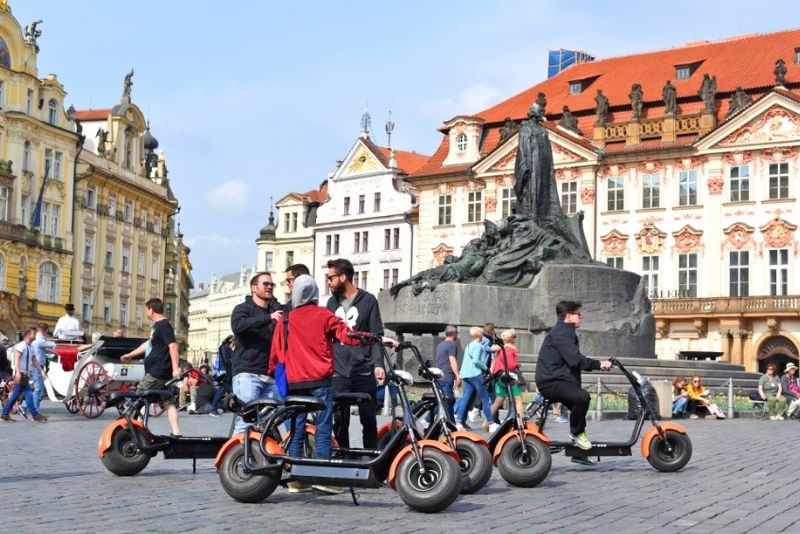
{"left": 31, "top": 161, "right": 50, "bottom": 228}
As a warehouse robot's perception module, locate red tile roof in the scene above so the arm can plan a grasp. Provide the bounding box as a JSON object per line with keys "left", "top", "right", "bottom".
{"left": 74, "top": 109, "right": 111, "bottom": 121}
{"left": 376, "top": 146, "right": 430, "bottom": 175}
{"left": 411, "top": 28, "right": 800, "bottom": 179}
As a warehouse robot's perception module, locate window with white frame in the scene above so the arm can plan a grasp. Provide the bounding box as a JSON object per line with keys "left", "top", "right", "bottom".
{"left": 675, "top": 66, "right": 691, "bottom": 80}
{"left": 47, "top": 99, "right": 57, "bottom": 125}
{"left": 392, "top": 268, "right": 399, "bottom": 286}
{"left": 18, "top": 257, "right": 26, "bottom": 294}
{"left": 466, "top": 191, "right": 482, "bottom": 223}
{"left": 354, "top": 232, "right": 361, "bottom": 253}
{"left": 104, "top": 299, "right": 111, "bottom": 325}
{"left": 438, "top": 194, "right": 452, "bottom": 225}
{"left": 383, "top": 269, "right": 391, "bottom": 290}
{"left": 678, "top": 253, "right": 698, "bottom": 297}
{"left": 358, "top": 194, "right": 365, "bottom": 214}
{"left": 140, "top": 208, "right": 147, "bottom": 227}
{"left": 729, "top": 250, "right": 749, "bottom": 297}
{"left": 678, "top": 170, "right": 698, "bottom": 206}
{"left": 136, "top": 305, "right": 143, "bottom": 328}
{"left": 374, "top": 192, "right": 381, "bottom": 212}
{"left": 0, "top": 186, "right": 8, "bottom": 221}
{"left": 21, "top": 195, "right": 28, "bottom": 228}
{"left": 642, "top": 256, "right": 659, "bottom": 298}
{"left": 362, "top": 231, "right": 369, "bottom": 252}
{"left": 333, "top": 234, "right": 339, "bottom": 254}
{"left": 343, "top": 197, "right": 350, "bottom": 216}
{"left": 326, "top": 235, "right": 333, "bottom": 255}
{"left": 560, "top": 181, "right": 577, "bottom": 215}
{"left": 54, "top": 152, "right": 63, "bottom": 181}
{"left": 568, "top": 81, "right": 583, "bottom": 95}
{"left": 44, "top": 148, "right": 54, "bottom": 178}
{"left": 124, "top": 200, "right": 133, "bottom": 223}
{"left": 606, "top": 257, "right": 623, "bottom": 269}
{"left": 393, "top": 227, "right": 400, "bottom": 249}
{"left": 120, "top": 301, "right": 128, "bottom": 326}
{"left": 122, "top": 247, "right": 131, "bottom": 273}
{"left": 769, "top": 249, "right": 789, "bottom": 296}
{"left": 124, "top": 133, "right": 133, "bottom": 170}
{"left": 82, "top": 295, "right": 92, "bottom": 323}
{"left": 768, "top": 162, "right": 789, "bottom": 199}
{"left": 43, "top": 202, "right": 60, "bottom": 236}
{"left": 264, "top": 251, "right": 273, "bottom": 271}
{"left": 456, "top": 133, "right": 468, "bottom": 151}
{"left": 285, "top": 251, "right": 294, "bottom": 269}
{"left": 23, "top": 141, "right": 31, "bottom": 172}
{"left": 26, "top": 89, "right": 34, "bottom": 115}
{"left": 138, "top": 251, "right": 145, "bottom": 275}
{"left": 284, "top": 213, "right": 291, "bottom": 233}
{"left": 86, "top": 186, "right": 96, "bottom": 209}
{"left": 84, "top": 236, "right": 94, "bottom": 263}
{"left": 105, "top": 247, "right": 114, "bottom": 269}
{"left": 383, "top": 229, "right": 391, "bottom": 250}
{"left": 607, "top": 177, "right": 624, "bottom": 211}
{"left": 38, "top": 261, "right": 59, "bottom": 302}
{"left": 108, "top": 195, "right": 117, "bottom": 215}
{"left": 501, "top": 188, "right": 516, "bottom": 218}
{"left": 151, "top": 256, "right": 160, "bottom": 279}
{"left": 153, "top": 215, "right": 161, "bottom": 235}
{"left": 642, "top": 173, "right": 660, "bottom": 209}
{"left": 730, "top": 165, "right": 749, "bottom": 202}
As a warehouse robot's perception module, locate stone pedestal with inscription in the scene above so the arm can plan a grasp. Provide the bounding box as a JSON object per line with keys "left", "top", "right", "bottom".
{"left": 379, "top": 263, "right": 655, "bottom": 360}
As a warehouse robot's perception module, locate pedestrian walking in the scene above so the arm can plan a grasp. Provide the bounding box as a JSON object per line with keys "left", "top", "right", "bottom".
{"left": 1, "top": 326, "right": 48, "bottom": 423}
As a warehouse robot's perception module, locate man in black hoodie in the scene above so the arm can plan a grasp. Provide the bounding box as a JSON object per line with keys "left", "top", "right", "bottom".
{"left": 230, "top": 271, "right": 283, "bottom": 434}
{"left": 535, "top": 300, "right": 611, "bottom": 455}
{"left": 326, "top": 258, "right": 385, "bottom": 449}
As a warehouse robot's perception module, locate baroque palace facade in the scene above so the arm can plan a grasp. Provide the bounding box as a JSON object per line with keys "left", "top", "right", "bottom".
{"left": 407, "top": 29, "right": 800, "bottom": 373}
{"left": 0, "top": 2, "right": 190, "bottom": 344}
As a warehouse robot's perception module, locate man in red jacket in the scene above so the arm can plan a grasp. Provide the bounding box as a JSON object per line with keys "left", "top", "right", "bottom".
{"left": 269, "top": 274, "right": 361, "bottom": 494}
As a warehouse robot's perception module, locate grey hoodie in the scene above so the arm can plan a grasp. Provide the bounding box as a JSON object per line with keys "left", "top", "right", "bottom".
{"left": 291, "top": 274, "right": 319, "bottom": 309}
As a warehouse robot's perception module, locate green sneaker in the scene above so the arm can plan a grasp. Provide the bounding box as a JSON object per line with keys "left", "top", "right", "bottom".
{"left": 570, "top": 432, "right": 592, "bottom": 450}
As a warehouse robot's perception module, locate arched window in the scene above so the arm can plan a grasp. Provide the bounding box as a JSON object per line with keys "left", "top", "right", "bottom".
{"left": 48, "top": 99, "right": 58, "bottom": 125}
{"left": 37, "top": 261, "right": 59, "bottom": 302}
{"left": 456, "top": 133, "right": 468, "bottom": 151}
{"left": 0, "top": 37, "right": 10, "bottom": 68}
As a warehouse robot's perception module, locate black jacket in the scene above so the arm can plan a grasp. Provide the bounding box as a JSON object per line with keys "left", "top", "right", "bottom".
{"left": 535, "top": 321, "right": 600, "bottom": 388}
{"left": 230, "top": 295, "right": 281, "bottom": 376}
{"left": 326, "top": 289, "right": 384, "bottom": 376}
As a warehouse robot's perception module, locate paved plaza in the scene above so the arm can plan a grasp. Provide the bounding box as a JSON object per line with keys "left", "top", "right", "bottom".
{"left": 2, "top": 401, "right": 799, "bottom": 533}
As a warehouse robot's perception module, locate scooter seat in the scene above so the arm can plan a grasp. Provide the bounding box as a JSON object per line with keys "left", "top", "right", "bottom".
{"left": 240, "top": 398, "right": 281, "bottom": 422}
{"left": 138, "top": 389, "right": 174, "bottom": 403}
{"left": 333, "top": 392, "right": 372, "bottom": 404}
{"left": 107, "top": 391, "right": 140, "bottom": 405}
{"left": 422, "top": 392, "right": 455, "bottom": 403}
{"left": 284, "top": 395, "right": 327, "bottom": 411}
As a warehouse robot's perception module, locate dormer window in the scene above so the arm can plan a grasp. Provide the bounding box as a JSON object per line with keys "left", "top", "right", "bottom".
{"left": 675, "top": 61, "right": 702, "bottom": 80}
{"left": 568, "top": 81, "right": 583, "bottom": 95}
{"left": 456, "top": 133, "right": 468, "bottom": 151}
{"left": 795, "top": 47, "right": 800, "bottom": 65}
{"left": 47, "top": 99, "right": 57, "bottom": 125}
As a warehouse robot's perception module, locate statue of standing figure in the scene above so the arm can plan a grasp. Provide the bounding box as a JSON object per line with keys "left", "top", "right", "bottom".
{"left": 513, "top": 103, "right": 561, "bottom": 220}
{"left": 535, "top": 92, "right": 547, "bottom": 114}
{"left": 698, "top": 74, "right": 717, "bottom": 113}
{"left": 726, "top": 86, "right": 752, "bottom": 118}
{"left": 122, "top": 69, "right": 134, "bottom": 99}
{"left": 662, "top": 80, "right": 677, "bottom": 115}
{"left": 24, "top": 20, "right": 43, "bottom": 51}
{"left": 559, "top": 105, "right": 580, "bottom": 133}
{"left": 629, "top": 83, "right": 644, "bottom": 120}
{"left": 595, "top": 89, "right": 609, "bottom": 125}
{"left": 774, "top": 58, "right": 787, "bottom": 86}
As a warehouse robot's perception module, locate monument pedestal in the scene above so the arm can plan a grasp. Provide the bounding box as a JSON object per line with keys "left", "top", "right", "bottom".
{"left": 379, "top": 263, "right": 655, "bottom": 359}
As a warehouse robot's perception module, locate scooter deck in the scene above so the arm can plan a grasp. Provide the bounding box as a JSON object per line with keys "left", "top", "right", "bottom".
{"left": 552, "top": 441, "right": 633, "bottom": 457}
{"left": 289, "top": 464, "right": 383, "bottom": 488}
{"left": 162, "top": 436, "right": 229, "bottom": 459}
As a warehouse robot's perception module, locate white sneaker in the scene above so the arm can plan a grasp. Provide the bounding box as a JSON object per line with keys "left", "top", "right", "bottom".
{"left": 187, "top": 402, "right": 197, "bottom": 414}
{"left": 488, "top": 423, "right": 500, "bottom": 433}
{"left": 467, "top": 408, "right": 480, "bottom": 423}
{"left": 455, "top": 421, "right": 465, "bottom": 431}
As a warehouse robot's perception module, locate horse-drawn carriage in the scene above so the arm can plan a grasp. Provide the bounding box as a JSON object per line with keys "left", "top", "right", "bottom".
{"left": 47, "top": 334, "right": 152, "bottom": 418}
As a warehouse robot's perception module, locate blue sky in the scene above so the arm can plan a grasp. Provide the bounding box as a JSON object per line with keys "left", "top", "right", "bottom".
{"left": 11, "top": 0, "right": 797, "bottom": 285}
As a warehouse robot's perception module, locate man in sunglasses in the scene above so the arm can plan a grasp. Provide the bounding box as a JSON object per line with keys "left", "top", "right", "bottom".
{"left": 229, "top": 271, "right": 283, "bottom": 434}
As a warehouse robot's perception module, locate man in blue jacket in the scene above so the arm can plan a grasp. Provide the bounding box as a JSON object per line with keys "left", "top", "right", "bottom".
{"left": 326, "top": 258, "right": 385, "bottom": 449}
{"left": 535, "top": 300, "right": 611, "bottom": 456}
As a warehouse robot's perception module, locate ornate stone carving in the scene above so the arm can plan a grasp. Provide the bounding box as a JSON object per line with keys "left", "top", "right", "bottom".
{"left": 760, "top": 216, "right": 797, "bottom": 249}
{"left": 723, "top": 222, "right": 755, "bottom": 250}
{"left": 603, "top": 164, "right": 626, "bottom": 177}
{"left": 485, "top": 195, "right": 497, "bottom": 212}
{"left": 600, "top": 229, "right": 628, "bottom": 257}
{"left": 431, "top": 243, "right": 454, "bottom": 267}
{"left": 677, "top": 157, "right": 703, "bottom": 170}
{"left": 635, "top": 219, "right": 667, "bottom": 254}
{"left": 760, "top": 146, "right": 797, "bottom": 162}
{"left": 580, "top": 187, "right": 595, "bottom": 204}
{"left": 721, "top": 105, "right": 800, "bottom": 145}
{"left": 637, "top": 160, "right": 664, "bottom": 174}
{"left": 723, "top": 151, "right": 753, "bottom": 165}
{"left": 766, "top": 317, "right": 781, "bottom": 332}
{"left": 555, "top": 168, "right": 577, "bottom": 181}
{"left": 655, "top": 319, "right": 669, "bottom": 339}
{"left": 693, "top": 319, "right": 707, "bottom": 337}
{"left": 672, "top": 225, "right": 703, "bottom": 252}
{"left": 551, "top": 144, "right": 581, "bottom": 165}
{"left": 707, "top": 176, "right": 724, "bottom": 195}
{"left": 489, "top": 149, "right": 517, "bottom": 171}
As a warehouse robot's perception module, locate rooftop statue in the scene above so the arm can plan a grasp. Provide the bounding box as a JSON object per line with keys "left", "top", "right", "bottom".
{"left": 698, "top": 74, "right": 717, "bottom": 113}
{"left": 595, "top": 90, "right": 609, "bottom": 125}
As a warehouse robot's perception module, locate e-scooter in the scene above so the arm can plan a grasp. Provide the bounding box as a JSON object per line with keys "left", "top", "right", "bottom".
{"left": 532, "top": 357, "right": 692, "bottom": 472}
{"left": 215, "top": 332, "right": 463, "bottom": 513}
{"left": 376, "top": 341, "right": 493, "bottom": 494}
{"left": 97, "top": 369, "right": 232, "bottom": 475}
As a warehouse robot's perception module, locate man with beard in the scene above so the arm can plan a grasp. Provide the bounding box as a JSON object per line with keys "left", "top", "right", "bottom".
{"left": 326, "top": 258, "right": 385, "bottom": 449}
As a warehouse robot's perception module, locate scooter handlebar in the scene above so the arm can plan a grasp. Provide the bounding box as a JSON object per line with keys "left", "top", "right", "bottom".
{"left": 346, "top": 331, "right": 383, "bottom": 344}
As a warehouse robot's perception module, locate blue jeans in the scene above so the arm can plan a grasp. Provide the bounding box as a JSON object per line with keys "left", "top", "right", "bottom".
{"left": 31, "top": 368, "right": 45, "bottom": 411}
{"left": 456, "top": 375, "right": 493, "bottom": 423}
{"left": 288, "top": 385, "right": 333, "bottom": 459}
{"left": 429, "top": 380, "right": 455, "bottom": 424}
{"left": 2, "top": 382, "right": 40, "bottom": 418}
{"left": 672, "top": 396, "right": 688, "bottom": 416}
{"left": 232, "top": 373, "right": 281, "bottom": 434}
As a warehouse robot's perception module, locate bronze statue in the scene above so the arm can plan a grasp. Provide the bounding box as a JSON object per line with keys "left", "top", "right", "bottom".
{"left": 595, "top": 89, "right": 609, "bottom": 125}
{"left": 774, "top": 58, "right": 787, "bottom": 86}
{"left": 498, "top": 117, "right": 519, "bottom": 144}
{"left": 559, "top": 105, "right": 580, "bottom": 133}
{"left": 513, "top": 103, "right": 561, "bottom": 220}
{"left": 629, "top": 83, "right": 643, "bottom": 120}
{"left": 698, "top": 74, "right": 717, "bottom": 113}
{"left": 662, "top": 80, "right": 677, "bottom": 115}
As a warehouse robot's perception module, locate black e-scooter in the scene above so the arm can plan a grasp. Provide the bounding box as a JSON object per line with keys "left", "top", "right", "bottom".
{"left": 376, "top": 341, "right": 493, "bottom": 494}
{"left": 98, "top": 369, "right": 232, "bottom": 475}
{"left": 533, "top": 357, "right": 693, "bottom": 471}
{"left": 215, "top": 332, "right": 463, "bottom": 513}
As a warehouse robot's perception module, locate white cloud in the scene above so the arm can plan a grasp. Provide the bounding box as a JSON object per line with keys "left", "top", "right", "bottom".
{"left": 205, "top": 180, "right": 250, "bottom": 211}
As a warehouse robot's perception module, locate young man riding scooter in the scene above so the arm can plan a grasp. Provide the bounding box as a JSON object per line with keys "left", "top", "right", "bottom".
{"left": 535, "top": 300, "right": 612, "bottom": 464}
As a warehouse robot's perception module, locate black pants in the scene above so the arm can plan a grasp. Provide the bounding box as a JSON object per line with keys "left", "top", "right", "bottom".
{"left": 537, "top": 381, "right": 590, "bottom": 436}
{"left": 333, "top": 374, "right": 378, "bottom": 449}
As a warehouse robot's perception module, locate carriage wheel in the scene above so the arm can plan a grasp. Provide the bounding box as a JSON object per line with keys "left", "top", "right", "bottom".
{"left": 75, "top": 361, "right": 108, "bottom": 419}
{"left": 65, "top": 396, "right": 79, "bottom": 414}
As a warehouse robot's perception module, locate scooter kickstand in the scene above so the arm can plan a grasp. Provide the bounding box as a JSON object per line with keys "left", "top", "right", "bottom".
{"left": 349, "top": 486, "right": 360, "bottom": 506}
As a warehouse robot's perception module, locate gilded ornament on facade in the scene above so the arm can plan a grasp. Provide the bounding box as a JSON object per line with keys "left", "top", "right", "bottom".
{"left": 635, "top": 220, "right": 666, "bottom": 254}
{"left": 759, "top": 217, "right": 797, "bottom": 249}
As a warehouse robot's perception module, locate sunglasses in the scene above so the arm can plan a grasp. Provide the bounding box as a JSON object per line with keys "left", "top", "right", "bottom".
{"left": 259, "top": 281, "right": 276, "bottom": 288}
{"left": 280, "top": 278, "right": 294, "bottom": 287}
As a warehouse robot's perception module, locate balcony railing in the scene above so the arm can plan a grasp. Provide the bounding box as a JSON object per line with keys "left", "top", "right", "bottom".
{"left": 0, "top": 220, "right": 26, "bottom": 241}
{"left": 652, "top": 295, "right": 800, "bottom": 316}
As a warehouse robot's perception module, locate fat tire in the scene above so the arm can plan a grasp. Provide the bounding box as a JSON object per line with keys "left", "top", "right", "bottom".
{"left": 454, "top": 438, "right": 492, "bottom": 494}
{"left": 100, "top": 428, "right": 151, "bottom": 476}
{"left": 647, "top": 430, "right": 692, "bottom": 472}
{"left": 218, "top": 441, "right": 279, "bottom": 503}
{"left": 496, "top": 435, "right": 551, "bottom": 487}
{"left": 395, "top": 448, "right": 462, "bottom": 513}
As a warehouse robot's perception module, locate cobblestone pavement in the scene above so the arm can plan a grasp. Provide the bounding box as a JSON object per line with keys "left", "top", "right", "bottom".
{"left": 2, "top": 401, "right": 800, "bottom": 533}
